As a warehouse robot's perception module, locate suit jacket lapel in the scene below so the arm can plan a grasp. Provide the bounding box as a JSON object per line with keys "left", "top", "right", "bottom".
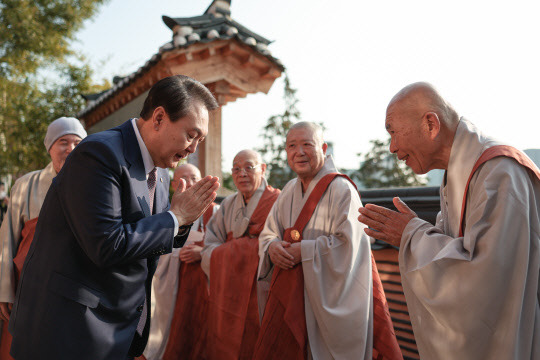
{"left": 154, "top": 168, "right": 170, "bottom": 213}
{"left": 119, "top": 120, "right": 152, "bottom": 217}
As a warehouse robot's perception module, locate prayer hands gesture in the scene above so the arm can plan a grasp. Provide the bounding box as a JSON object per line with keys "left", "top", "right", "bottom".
{"left": 357, "top": 197, "right": 417, "bottom": 247}
{"left": 179, "top": 244, "right": 203, "bottom": 263}
{"left": 170, "top": 175, "right": 220, "bottom": 226}
{"left": 0, "top": 302, "right": 12, "bottom": 322}
{"left": 269, "top": 241, "right": 302, "bottom": 269}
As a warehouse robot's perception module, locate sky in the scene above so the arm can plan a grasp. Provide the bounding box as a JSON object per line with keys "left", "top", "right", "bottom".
{"left": 74, "top": 0, "right": 540, "bottom": 171}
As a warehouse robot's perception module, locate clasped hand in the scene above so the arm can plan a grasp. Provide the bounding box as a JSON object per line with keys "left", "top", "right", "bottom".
{"left": 269, "top": 241, "right": 301, "bottom": 270}
{"left": 179, "top": 244, "right": 203, "bottom": 263}
{"left": 170, "top": 175, "right": 220, "bottom": 226}
{"left": 357, "top": 197, "right": 417, "bottom": 248}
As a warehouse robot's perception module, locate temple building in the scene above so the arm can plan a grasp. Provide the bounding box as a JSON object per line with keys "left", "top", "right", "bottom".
{"left": 78, "top": 0, "right": 284, "bottom": 187}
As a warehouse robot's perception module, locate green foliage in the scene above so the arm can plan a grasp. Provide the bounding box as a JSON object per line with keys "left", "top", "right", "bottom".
{"left": 257, "top": 72, "right": 301, "bottom": 189}
{"left": 353, "top": 137, "right": 427, "bottom": 189}
{"left": 221, "top": 171, "right": 235, "bottom": 191}
{"left": 0, "top": 0, "right": 109, "bottom": 177}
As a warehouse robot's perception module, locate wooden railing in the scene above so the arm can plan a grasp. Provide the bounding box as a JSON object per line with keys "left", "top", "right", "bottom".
{"left": 362, "top": 186, "right": 441, "bottom": 360}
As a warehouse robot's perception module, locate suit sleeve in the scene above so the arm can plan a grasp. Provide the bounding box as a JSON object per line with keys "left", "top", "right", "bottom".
{"left": 55, "top": 140, "right": 176, "bottom": 268}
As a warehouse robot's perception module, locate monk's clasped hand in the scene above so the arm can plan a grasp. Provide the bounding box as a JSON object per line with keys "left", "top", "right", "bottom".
{"left": 357, "top": 197, "right": 417, "bottom": 248}
{"left": 179, "top": 244, "right": 203, "bottom": 263}
{"left": 269, "top": 241, "right": 295, "bottom": 270}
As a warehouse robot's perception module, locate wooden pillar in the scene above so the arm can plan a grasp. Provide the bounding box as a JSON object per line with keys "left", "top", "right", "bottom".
{"left": 199, "top": 106, "right": 223, "bottom": 184}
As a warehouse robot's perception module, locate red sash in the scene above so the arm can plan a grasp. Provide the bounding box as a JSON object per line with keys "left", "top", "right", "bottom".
{"left": 162, "top": 204, "right": 216, "bottom": 360}
{"left": 1, "top": 217, "right": 39, "bottom": 360}
{"left": 458, "top": 145, "right": 540, "bottom": 237}
{"left": 207, "top": 187, "right": 280, "bottom": 360}
{"left": 254, "top": 174, "right": 402, "bottom": 360}
{"left": 13, "top": 217, "right": 39, "bottom": 284}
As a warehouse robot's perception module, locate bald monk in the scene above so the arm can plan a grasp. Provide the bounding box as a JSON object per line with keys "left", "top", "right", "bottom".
{"left": 144, "top": 164, "right": 218, "bottom": 360}
{"left": 0, "top": 117, "right": 87, "bottom": 360}
{"left": 358, "top": 82, "right": 540, "bottom": 359}
{"left": 200, "top": 149, "right": 280, "bottom": 360}
{"left": 255, "top": 122, "right": 401, "bottom": 360}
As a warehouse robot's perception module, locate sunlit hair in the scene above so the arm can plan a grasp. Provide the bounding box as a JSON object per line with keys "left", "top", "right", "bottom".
{"left": 140, "top": 75, "right": 219, "bottom": 122}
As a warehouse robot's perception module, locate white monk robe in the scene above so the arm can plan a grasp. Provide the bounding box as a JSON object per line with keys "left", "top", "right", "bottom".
{"left": 400, "top": 118, "right": 540, "bottom": 359}
{"left": 258, "top": 156, "right": 373, "bottom": 360}
{"left": 0, "top": 162, "right": 56, "bottom": 342}
{"left": 143, "top": 206, "right": 218, "bottom": 360}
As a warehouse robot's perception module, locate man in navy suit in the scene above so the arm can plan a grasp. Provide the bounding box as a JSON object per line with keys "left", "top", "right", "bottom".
{"left": 8, "top": 75, "right": 220, "bottom": 359}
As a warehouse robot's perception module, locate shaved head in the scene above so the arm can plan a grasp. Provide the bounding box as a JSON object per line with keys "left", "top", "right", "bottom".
{"left": 388, "top": 82, "right": 459, "bottom": 128}
{"left": 232, "top": 149, "right": 266, "bottom": 202}
{"left": 172, "top": 163, "right": 201, "bottom": 189}
{"left": 233, "top": 149, "right": 263, "bottom": 165}
{"left": 385, "top": 82, "right": 459, "bottom": 173}
{"left": 287, "top": 122, "right": 324, "bottom": 146}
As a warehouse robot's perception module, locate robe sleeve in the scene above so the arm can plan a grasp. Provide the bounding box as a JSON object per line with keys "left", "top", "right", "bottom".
{"left": 257, "top": 194, "right": 284, "bottom": 282}
{"left": 399, "top": 157, "right": 538, "bottom": 350}
{"left": 200, "top": 199, "right": 230, "bottom": 278}
{"left": 300, "top": 179, "right": 372, "bottom": 358}
{"left": 0, "top": 176, "right": 29, "bottom": 303}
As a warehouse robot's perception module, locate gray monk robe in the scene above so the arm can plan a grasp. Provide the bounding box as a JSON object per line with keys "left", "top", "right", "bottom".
{"left": 257, "top": 156, "right": 373, "bottom": 360}
{"left": 0, "top": 162, "right": 55, "bottom": 358}
{"left": 0, "top": 162, "right": 55, "bottom": 304}
{"left": 201, "top": 178, "right": 279, "bottom": 360}
{"left": 400, "top": 118, "right": 540, "bottom": 359}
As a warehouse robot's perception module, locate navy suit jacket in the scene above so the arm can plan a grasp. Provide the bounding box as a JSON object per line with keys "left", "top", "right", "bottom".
{"left": 9, "top": 120, "right": 188, "bottom": 359}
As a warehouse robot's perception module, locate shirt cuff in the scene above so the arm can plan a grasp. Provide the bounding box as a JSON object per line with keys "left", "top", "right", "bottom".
{"left": 168, "top": 210, "right": 179, "bottom": 236}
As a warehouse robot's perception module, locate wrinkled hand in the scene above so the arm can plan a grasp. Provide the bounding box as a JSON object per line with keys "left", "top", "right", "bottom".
{"left": 0, "top": 302, "right": 12, "bottom": 322}
{"left": 170, "top": 176, "right": 220, "bottom": 226}
{"left": 285, "top": 243, "right": 302, "bottom": 266}
{"left": 269, "top": 241, "right": 295, "bottom": 270}
{"left": 179, "top": 244, "right": 203, "bottom": 263}
{"left": 357, "top": 197, "right": 417, "bottom": 247}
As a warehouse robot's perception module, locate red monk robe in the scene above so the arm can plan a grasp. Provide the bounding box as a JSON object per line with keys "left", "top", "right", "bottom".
{"left": 161, "top": 204, "right": 216, "bottom": 360}
{"left": 202, "top": 185, "right": 280, "bottom": 360}
{"left": 254, "top": 173, "right": 402, "bottom": 360}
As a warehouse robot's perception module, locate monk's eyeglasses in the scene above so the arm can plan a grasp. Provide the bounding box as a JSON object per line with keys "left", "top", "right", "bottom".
{"left": 231, "top": 164, "right": 260, "bottom": 174}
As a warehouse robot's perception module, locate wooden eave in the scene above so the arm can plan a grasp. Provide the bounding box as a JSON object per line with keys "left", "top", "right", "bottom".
{"left": 80, "top": 38, "right": 282, "bottom": 128}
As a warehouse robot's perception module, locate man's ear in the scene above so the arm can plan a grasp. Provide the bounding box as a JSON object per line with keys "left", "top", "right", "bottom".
{"left": 151, "top": 106, "right": 166, "bottom": 130}
{"left": 260, "top": 163, "right": 267, "bottom": 175}
{"left": 424, "top": 112, "right": 441, "bottom": 140}
{"left": 322, "top": 142, "right": 328, "bottom": 155}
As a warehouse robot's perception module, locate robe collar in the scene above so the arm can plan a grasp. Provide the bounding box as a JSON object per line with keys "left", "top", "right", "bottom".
{"left": 444, "top": 117, "right": 503, "bottom": 236}
{"left": 231, "top": 177, "right": 268, "bottom": 238}
{"left": 37, "top": 162, "right": 57, "bottom": 202}
{"left": 290, "top": 155, "right": 337, "bottom": 223}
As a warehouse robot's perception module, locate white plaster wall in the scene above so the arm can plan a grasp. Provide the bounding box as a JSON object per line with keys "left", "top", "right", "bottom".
{"left": 88, "top": 90, "right": 149, "bottom": 134}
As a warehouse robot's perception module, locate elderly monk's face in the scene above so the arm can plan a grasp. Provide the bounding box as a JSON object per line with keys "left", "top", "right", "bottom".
{"left": 172, "top": 165, "right": 201, "bottom": 190}
{"left": 286, "top": 127, "right": 327, "bottom": 181}
{"left": 152, "top": 102, "right": 209, "bottom": 169}
{"left": 232, "top": 153, "right": 266, "bottom": 201}
{"left": 49, "top": 134, "right": 83, "bottom": 174}
{"left": 385, "top": 104, "right": 434, "bottom": 174}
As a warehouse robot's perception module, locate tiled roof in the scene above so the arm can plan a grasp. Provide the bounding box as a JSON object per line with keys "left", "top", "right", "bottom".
{"left": 79, "top": 1, "right": 282, "bottom": 119}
